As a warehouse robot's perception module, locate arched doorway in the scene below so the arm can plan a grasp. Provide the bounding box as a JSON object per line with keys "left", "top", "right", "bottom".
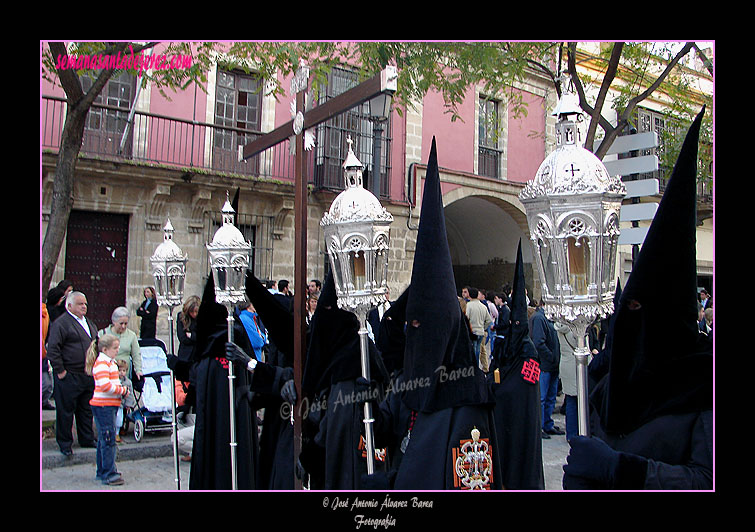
{"left": 443, "top": 194, "right": 536, "bottom": 299}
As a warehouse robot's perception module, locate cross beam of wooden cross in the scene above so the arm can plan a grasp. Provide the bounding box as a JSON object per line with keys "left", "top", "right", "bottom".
{"left": 240, "top": 66, "right": 397, "bottom": 160}
{"left": 239, "top": 65, "right": 395, "bottom": 490}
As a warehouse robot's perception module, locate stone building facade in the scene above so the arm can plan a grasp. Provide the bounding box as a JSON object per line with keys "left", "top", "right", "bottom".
{"left": 41, "top": 42, "right": 713, "bottom": 339}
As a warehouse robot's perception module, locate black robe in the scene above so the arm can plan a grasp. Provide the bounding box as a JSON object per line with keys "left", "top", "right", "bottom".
{"left": 369, "top": 370, "right": 502, "bottom": 491}
{"left": 300, "top": 275, "right": 390, "bottom": 490}
{"left": 384, "top": 138, "right": 501, "bottom": 491}
{"left": 242, "top": 271, "right": 297, "bottom": 490}
{"left": 189, "top": 323, "right": 259, "bottom": 490}
{"left": 248, "top": 362, "right": 294, "bottom": 490}
{"left": 393, "top": 404, "right": 501, "bottom": 490}
{"left": 587, "top": 405, "right": 713, "bottom": 489}
{"left": 484, "top": 239, "right": 544, "bottom": 490}
{"left": 487, "top": 341, "right": 544, "bottom": 490}
{"left": 564, "top": 109, "right": 713, "bottom": 491}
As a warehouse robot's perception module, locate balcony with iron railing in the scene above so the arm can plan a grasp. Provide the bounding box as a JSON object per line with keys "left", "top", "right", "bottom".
{"left": 41, "top": 95, "right": 392, "bottom": 197}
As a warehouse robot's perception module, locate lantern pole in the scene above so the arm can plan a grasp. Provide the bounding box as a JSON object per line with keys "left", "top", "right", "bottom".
{"left": 206, "top": 193, "right": 251, "bottom": 490}
{"left": 225, "top": 302, "right": 238, "bottom": 490}
{"left": 357, "top": 307, "right": 377, "bottom": 474}
{"left": 150, "top": 218, "right": 186, "bottom": 490}
{"left": 520, "top": 78, "right": 625, "bottom": 438}
{"left": 320, "top": 136, "right": 393, "bottom": 477}
{"left": 165, "top": 303, "right": 181, "bottom": 488}
{"left": 574, "top": 335, "right": 591, "bottom": 437}
{"left": 168, "top": 303, "right": 181, "bottom": 489}
{"left": 241, "top": 66, "right": 397, "bottom": 488}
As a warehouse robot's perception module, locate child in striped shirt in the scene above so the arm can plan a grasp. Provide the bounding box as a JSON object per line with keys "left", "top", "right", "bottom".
{"left": 85, "top": 333, "right": 130, "bottom": 486}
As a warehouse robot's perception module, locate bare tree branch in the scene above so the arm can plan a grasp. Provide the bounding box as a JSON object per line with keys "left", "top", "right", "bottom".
{"left": 585, "top": 43, "right": 624, "bottom": 151}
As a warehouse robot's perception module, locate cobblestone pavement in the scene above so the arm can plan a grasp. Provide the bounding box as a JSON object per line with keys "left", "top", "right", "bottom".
{"left": 41, "top": 414, "right": 570, "bottom": 492}
{"left": 41, "top": 455, "right": 192, "bottom": 491}
{"left": 41, "top": 396, "right": 570, "bottom": 491}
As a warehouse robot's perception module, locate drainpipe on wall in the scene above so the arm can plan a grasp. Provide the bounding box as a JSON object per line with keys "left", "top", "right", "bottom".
{"left": 118, "top": 77, "right": 144, "bottom": 157}
{"left": 406, "top": 162, "right": 419, "bottom": 230}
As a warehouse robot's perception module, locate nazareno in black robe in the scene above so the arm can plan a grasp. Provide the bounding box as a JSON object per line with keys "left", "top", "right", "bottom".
{"left": 569, "top": 108, "right": 712, "bottom": 490}
{"left": 299, "top": 273, "right": 390, "bottom": 490}
{"left": 374, "top": 138, "right": 502, "bottom": 490}
{"left": 243, "top": 270, "right": 296, "bottom": 490}
{"left": 189, "top": 275, "right": 259, "bottom": 490}
{"left": 486, "top": 240, "right": 544, "bottom": 490}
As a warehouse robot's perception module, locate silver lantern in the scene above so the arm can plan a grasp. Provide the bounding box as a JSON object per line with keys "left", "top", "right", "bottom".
{"left": 206, "top": 191, "right": 251, "bottom": 490}
{"left": 519, "top": 81, "right": 625, "bottom": 437}
{"left": 151, "top": 218, "right": 187, "bottom": 309}
{"left": 320, "top": 136, "right": 393, "bottom": 474}
{"left": 149, "top": 217, "right": 187, "bottom": 490}
{"left": 206, "top": 193, "right": 251, "bottom": 306}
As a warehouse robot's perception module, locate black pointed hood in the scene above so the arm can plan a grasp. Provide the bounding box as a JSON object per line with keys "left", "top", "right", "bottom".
{"left": 587, "top": 279, "right": 621, "bottom": 387}
{"left": 598, "top": 107, "right": 712, "bottom": 435}
{"left": 301, "top": 273, "right": 388, "bottom": 397}
{"left": 500, "top": 239, "right": 538, "bottom": 369}
{"left": 376, "top": 285, "right": 410, "bottom": 375}
{"left": 402, "top": 137, "right": 488, "bottom": 413}
{"left": 244, "top": 270, "right": 294, "bottom": 368}
{"left": 195, "top": 274, "right": 245, "bottom": 360}
{"left": 195, "top": 275, "right": 226, "bottom": 348}
{"left": 601, "top": 279, "right": 622, "bottom": 360}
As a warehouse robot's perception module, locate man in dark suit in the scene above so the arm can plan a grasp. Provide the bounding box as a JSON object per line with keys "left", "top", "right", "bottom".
{"left": 273, "top": 279, "right": 294, "bottom": 312}
{"left": 46, "top": 291, "right": 98, "bottom": 456}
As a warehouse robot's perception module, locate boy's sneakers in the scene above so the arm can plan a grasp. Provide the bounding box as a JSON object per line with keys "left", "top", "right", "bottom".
{"left": 104, "top": 475, "right": 125, "bottom": 486}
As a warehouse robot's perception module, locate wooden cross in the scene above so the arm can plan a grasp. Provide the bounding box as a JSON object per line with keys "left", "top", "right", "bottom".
{"left": 239, "top": 65, "right": 396, "bottom": 490}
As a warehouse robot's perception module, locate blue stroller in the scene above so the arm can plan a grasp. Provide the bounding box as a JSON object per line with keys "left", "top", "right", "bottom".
{"left": 125, "top": 338, "right": 175, "bottom": 442}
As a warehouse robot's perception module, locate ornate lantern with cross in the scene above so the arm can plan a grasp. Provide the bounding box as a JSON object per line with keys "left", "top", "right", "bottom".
{"left": 206, "top": 192, "right": 251, "bottom": 490}
{"left": 320, "top": 136, "right": 393, "bottom": 473}
{"left": 519, "top": 80, "right": 626, "bottom": 436}
{"left": 149, "top": 217, "right": 187, "bottom": 490}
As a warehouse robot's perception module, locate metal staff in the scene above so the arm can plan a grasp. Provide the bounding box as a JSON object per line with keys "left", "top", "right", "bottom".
{"left": 320, "top": 137, "right": 393, "bottom": 477}
{"left": 356, "top": 310, "right": 376, "bottom": 474}
{"left": 149, "top": 218, "right": 187, "bottom": 490}
{"left": 518, "top": 80, "right": 625, "bottom": 438}
{"left": 206, "top": 193, "right": 250, "bottom": 491}
{"left": 166, "top": 306, "right": 182, "bottom": 489}
{"left": 572, "top": 329, "right": 592, "bottom": 437}
{"left": 225, "top": 304, "right": 238, "bottom": 490}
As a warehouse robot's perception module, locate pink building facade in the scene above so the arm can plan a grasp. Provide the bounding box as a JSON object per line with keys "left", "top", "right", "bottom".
{"left": 41, "top": 42, "right": 555, "bottom": 330}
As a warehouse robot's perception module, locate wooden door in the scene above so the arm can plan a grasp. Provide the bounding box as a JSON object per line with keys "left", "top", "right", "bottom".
{"left": 65, "top": 210, "right": 129, "bottom": 330}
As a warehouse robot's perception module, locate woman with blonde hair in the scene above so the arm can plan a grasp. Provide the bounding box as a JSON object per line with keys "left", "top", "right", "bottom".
{"left": 305, "top": 291, "right": 319, "bottom": 328}
{"left": 86, "top": 333, "right": 130, "bottom": 485}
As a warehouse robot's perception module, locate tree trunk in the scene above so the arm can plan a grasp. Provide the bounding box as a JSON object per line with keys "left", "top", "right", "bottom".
{"left": 41, "top": 107, "right": 87, "bottom": 292}
{"left": 41, "top": 41, "right": 132, "bottom": 293}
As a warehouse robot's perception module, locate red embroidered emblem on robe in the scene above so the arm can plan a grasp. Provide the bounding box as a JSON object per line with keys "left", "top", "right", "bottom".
{"left": 358, "top": 435, "right": 386, "bottom": 462}
{"left": 521, "top": 358, "right": 540, "bottom": 383}
{"left": 452, "top": 429, "right": 493, "bottom": 490}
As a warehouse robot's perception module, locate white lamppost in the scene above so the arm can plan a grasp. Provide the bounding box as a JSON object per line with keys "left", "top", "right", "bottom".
{"left": 150, "top": 218, "right": 187, "bottom": 490}
{"left": 206, "top": 192, "right": 251, "bottom": 490}
{"left": 519, "top": 81, "right": 626, "bottom": 436}
{"left": 320, "top": 137, "right": 393, "bottom": 474}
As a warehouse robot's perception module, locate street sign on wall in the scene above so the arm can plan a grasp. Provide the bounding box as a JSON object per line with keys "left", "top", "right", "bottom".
{"left": 618, "top": 226, "right": 650, "bottom": 246}
{"left": 624, "top": 178, "right": 659, "bottom": 199}
{"left": 603, "top": 155, "right": 659, "bottom": 177}
{"left": 599, "top": 130, "right": 661, "bottom": 249}
{"left": 596, "top": 131, "right": 658, "bottom": 156}
{"left": 619, "top": 202, "right": 658, "bottom": 222}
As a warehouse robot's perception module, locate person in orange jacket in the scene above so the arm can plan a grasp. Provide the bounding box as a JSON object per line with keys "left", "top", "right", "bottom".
{"left": 42, "top": 300, "right": 55, "bottom": 410}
